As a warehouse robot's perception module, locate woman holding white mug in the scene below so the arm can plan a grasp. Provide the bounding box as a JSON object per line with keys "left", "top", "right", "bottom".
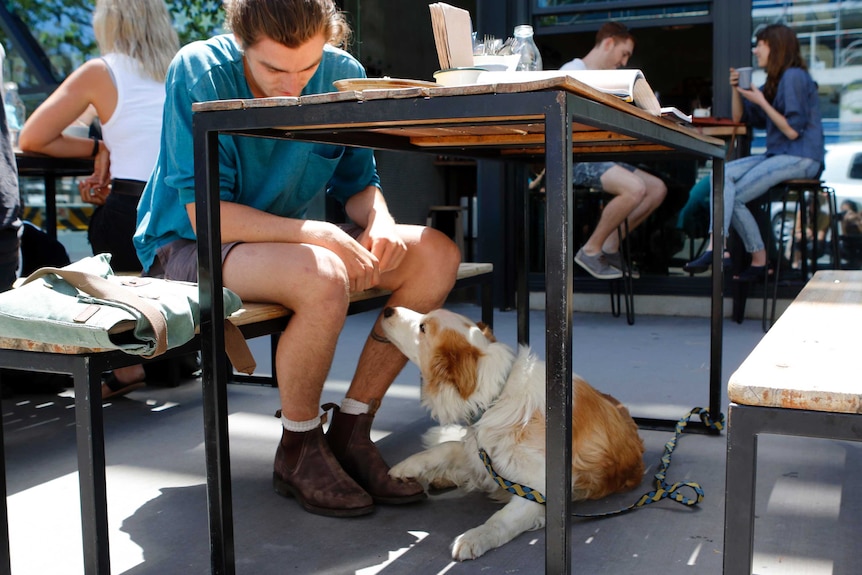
{"left": 684, "top": 23, "right": 823, "bottom": 281}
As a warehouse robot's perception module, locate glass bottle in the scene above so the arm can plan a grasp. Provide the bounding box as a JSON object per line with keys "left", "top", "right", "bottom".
{"left": 512, "top": 25, "right": 543, "bottom": 72}
{"left": 4, "top": 82, "right": 25, "bottom": 147}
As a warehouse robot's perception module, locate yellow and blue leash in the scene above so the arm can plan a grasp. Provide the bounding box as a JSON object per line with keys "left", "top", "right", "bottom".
{"left": 478, "top": 407, "right": 725, "bottom": 517}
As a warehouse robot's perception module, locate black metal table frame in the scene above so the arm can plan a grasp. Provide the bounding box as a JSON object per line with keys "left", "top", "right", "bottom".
{"left": 192, "top": 88, "right": 727, "bottom": 575}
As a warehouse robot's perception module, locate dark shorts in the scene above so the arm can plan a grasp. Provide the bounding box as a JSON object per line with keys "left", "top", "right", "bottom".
{"left": 572, "top": 161, "right": 637, "bottom": 189}
{"left": 148, "top": 239, "right": 239, "bottom": 282}
{"left": 148, "top": 223, "right": 364, "bottom": 283}
{"left": 0, "top": 226, "right": 19, "bottom": 292}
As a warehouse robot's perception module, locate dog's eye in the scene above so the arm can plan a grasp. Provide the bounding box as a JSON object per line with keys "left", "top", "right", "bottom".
{"left": 419, "top": 323, "right": 426, "bottom": 334}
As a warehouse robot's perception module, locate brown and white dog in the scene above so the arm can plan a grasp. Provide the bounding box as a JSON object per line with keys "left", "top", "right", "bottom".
{"left": 381, "top": 306, "right": 645, "bottom": 561}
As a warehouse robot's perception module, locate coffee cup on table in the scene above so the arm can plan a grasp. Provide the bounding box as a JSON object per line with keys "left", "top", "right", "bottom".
{"left": 736, "top": 67, "right": 753, "bottom": 90}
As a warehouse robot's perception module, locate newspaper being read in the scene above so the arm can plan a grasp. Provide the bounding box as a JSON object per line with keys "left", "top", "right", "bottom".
{"left": 429, "top": 2, "right": 474, "bottom": 70}
{"left": 474, "top": 69, "right": 691, "bottom": 122}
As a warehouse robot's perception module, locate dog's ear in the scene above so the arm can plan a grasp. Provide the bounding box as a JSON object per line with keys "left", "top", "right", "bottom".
{"left": 426, "top": 331, "right": 479, "bottom": 400}
{"left": 475, "top": 322, "right": 497, "bottom": 343}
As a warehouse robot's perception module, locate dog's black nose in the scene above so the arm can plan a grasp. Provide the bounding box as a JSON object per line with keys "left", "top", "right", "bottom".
{"left": 383, "top": 306, "right": 394, "bottom": 318}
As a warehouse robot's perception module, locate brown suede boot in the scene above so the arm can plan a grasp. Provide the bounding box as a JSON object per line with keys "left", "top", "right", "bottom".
{"left": 324, "top": 401, "right": 426, "bottom": 505}
{"left": 273, "top": 423, "right": 374, "bottom": 517}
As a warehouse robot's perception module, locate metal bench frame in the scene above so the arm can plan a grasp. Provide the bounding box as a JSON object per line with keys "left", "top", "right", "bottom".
{"left": 723, "top": 403, "right": 862, "bottom": 574}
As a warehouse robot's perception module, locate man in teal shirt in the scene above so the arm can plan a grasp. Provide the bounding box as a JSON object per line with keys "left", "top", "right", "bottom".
{"left": 135, "top": 0, "right": 461, "bottom": 517}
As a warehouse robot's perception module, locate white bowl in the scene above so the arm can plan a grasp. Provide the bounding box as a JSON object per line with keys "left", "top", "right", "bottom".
{"left": 473, "top": 54, "right": 520, "bottom": 72}
{"left": 433, "top": 67, "right": 486, "bottom": 87}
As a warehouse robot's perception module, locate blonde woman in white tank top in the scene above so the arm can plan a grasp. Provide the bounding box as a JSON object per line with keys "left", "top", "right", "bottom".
{"left": 19, "top": 0, "right": 179, "bottom": 396}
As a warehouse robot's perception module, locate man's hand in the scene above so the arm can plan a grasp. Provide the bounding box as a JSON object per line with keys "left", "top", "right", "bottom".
{"left": 317, "top": 223, "right": 381, "bottom": 293}
{"left": 342, "top": 185, "right": 406, "bottom": 279}
{"left": 357, "top": 215, "right": 406, "bottom": 275}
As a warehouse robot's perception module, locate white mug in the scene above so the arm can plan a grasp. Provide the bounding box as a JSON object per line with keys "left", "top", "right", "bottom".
{"left": 737, "top": 67, "right": 753, "bottom": 90}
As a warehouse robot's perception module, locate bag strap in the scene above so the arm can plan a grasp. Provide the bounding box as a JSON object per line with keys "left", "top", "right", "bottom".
{"left": 224, "top": 320, "right": 256, "bottom": 375}
{"left": 22, "top": 267, "right": 169, "bottom": 358}
{"left": 22, "top": 267, "right": 258, "bottom": 373}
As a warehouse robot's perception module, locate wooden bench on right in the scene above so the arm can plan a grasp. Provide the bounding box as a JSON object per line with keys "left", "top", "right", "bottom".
{"left": 723, "top": 269, "right": 862, "bottom": 574}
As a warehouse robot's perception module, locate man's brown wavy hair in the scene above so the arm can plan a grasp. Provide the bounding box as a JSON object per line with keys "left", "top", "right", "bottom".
{"left": 225, "top": 0, "right": 352, "bottom": 50}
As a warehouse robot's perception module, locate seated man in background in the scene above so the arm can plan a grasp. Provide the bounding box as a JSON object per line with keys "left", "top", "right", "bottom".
{"left": 134, "top": 0, "right": 461, "bottom": 517}
{"left": 562, "top": 22, "right": 667, "bottom": 279}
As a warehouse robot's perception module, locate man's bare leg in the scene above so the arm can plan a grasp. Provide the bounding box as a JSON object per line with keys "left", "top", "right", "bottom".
{"left": 597, "top": 167, "right": 667, "bottom": 254}
{"left": 326, "top": 224, "right": 461, "bottom": 504}
{"left": 346, "top": 225, "right": 460, "bottom": 401}
{"left": 581, "top": 165, "right": 645, "bottom": 256}
{"left": 223, "top": 241, "right": 375, "bottom": 517}
{"left": 223, "top": 242, "right": 351, "bottom": 420}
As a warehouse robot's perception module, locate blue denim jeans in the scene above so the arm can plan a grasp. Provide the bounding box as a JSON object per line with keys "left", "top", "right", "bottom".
{"left": 710, "top": 154, "right": 821, "bottom": 253}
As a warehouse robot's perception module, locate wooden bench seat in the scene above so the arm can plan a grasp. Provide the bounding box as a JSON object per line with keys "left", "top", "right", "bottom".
{"left": 723, "top": 269, "right": 862, "bottom": 574}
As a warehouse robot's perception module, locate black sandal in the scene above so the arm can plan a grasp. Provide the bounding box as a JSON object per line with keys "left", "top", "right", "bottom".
{"left": 734, "top": 265, "right": 772, "bottom": 283}
{"left": 683, "top": 250, "right": 733, "bottom": 273}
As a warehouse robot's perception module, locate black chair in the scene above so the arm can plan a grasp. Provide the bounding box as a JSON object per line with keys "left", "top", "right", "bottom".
{"left": 839, "top": 234, "right": 862, "bottom": 269}
{"left": 761, "top": 179, "right": 840, "bottom": 331}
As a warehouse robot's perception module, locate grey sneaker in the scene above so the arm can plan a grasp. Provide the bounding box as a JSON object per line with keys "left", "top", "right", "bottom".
{"left": 575, "top": 248, "right": 623, "bottom": 280}
{"left": 602, "top": 250, "right": 640, "bottom": 279}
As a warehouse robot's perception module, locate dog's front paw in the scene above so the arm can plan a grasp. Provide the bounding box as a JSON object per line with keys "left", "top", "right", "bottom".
{"left": 451, "top": 528, "right": 493, "bottom": 561}
{"left": 389, "top": 456, "right": 428, "bottom": 483}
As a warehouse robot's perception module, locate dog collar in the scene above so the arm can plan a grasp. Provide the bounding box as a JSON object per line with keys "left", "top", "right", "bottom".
{"left": 478, "top": 448, "right": 546, "bottom": 504}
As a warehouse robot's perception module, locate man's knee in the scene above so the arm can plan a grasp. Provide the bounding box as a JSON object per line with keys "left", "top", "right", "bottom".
{"left": 616, "top": 181, "right": 647, "bottom": 204}
{"left": 291, "top": 251, "right": 351, "bottom": 311}
{"left": 410, "top": 226, "right": 461, "bottom": 288}
{"left": 647, "top": 180, "right": 667, "bottom": 205}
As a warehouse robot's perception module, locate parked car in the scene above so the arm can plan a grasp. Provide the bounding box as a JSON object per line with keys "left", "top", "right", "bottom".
{"left": 769, "top": 142, "right": 862, "bottom": 269}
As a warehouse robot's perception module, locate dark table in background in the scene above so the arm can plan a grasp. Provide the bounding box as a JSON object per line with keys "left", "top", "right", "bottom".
{"left": 15, "top": 151, "right": 94, "bottom": 239}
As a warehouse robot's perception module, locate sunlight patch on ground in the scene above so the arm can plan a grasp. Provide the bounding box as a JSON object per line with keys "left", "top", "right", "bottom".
{"left": 8, "top": 466, "right": 203, "bottom": 575}
{"left": 355, "top": 531, "right": 429, "bottom": 575}
{"left": 767, "top": 479, "right": 842, "bottom": 518}
{"left": 687, "top": 540, "right": 703, "bottom": 565}
{"left": 227, "top": 411, "right": 283, "bottom": 441}
{"left": 325, "top": 380, "right": 420, "bottom": 400}
{"left": 753, "top": 553, "right": 834, "bottom": 574}
{"left": 626, "top": 402, "right": 701, "bottom": 419}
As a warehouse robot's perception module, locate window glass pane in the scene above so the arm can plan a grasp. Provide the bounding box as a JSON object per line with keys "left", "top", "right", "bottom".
{"left": 752, "top": 1, "right": 862, "bottom": 143}
{"left": 536, "top": 2, "right": 710, "bottom": 28}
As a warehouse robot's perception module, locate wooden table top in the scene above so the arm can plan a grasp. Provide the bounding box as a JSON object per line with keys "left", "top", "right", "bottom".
{"left": 192, "top": 76, "right": 724, "bottom": 157}
{"left": 728, "top": 270, "right": 862, "bottom": 413}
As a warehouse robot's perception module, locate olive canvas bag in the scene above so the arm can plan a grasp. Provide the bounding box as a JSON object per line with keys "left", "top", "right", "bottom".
{"left": 0, "top": 254, "right": 255, "bottom": 372}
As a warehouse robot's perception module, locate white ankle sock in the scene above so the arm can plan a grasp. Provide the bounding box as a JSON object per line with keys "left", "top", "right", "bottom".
{"left": 340, "top": 398, "right": 369, "bottom": 415}
{"left": 281, "top": 414, "right": 320, "bottom": 432}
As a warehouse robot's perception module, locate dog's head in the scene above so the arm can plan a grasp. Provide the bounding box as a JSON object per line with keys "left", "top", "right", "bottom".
{"left": 381, "top": 306, "right": 514, "bottom": 424}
